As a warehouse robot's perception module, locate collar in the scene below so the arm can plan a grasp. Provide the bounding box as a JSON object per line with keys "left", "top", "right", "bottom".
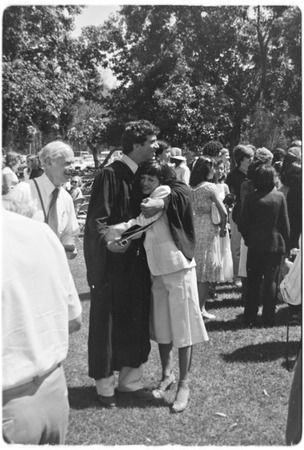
{"left": 121, "top": 153, "right": 138, "bottom": 174}
{"left": 40, "top": 172, "right": 61, "bottom": 196}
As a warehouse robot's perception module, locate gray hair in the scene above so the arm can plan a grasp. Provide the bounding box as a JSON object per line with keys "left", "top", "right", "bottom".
{"left": 2, "top": 197, "right": 37, "bottom": 218}
{"left": 39, "top": 141, "right": 73, "bottom": 167}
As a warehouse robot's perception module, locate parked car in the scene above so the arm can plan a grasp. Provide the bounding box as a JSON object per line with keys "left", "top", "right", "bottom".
{"left": 98, "top": 151, "right": 110, "bottom": 164}
{"left": 72, "top": 157, "right": 86, "bottom": 171}
{"left": 98, "top": 150, "right": 122, "bottom": 166}
{"left": 82, "top": 155, "right": 95, "bottom": 168}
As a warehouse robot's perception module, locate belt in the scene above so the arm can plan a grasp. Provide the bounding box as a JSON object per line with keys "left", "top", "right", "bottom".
{"left": 3, "top": 363, "right": 61, "bottom": 393}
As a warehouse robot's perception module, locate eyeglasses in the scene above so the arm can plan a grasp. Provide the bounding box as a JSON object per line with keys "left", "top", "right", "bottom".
{"left": 71, "top": 181, "right": 77, "bottom": 185}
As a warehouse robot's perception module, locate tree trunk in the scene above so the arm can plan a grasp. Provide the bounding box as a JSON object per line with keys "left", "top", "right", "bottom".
{"left": 228, "top": 122, "right": 242, "bottom": 169}
{"left": 87, "top": 143, "right": 99, "bottom": 169}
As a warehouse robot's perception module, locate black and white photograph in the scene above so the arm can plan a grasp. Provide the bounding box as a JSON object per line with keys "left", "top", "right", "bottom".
{"left": 1, "top": 1, "right": 302, "bottom": 446}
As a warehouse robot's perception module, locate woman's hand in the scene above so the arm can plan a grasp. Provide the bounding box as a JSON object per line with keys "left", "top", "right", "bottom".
{"left": 219, "top": 227, "right": 227, "bottom": 238}
{"left": 140, "top": 197, "right": 164, "bottom": 218}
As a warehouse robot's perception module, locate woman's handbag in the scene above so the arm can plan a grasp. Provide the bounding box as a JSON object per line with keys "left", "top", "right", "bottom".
{"left": 106, "top": 222, "right": 155, "bottom": 253}
{"left": 211, "top": 202, "right": 221, "bottom": 226}
{"left": 107, "top": 238, "right": 131, "bottom": 253}
{"left": 220, "top": 231, "right": 234, "bottom": 282}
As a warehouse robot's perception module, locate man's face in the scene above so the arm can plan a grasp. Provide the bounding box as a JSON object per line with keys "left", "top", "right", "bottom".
{"left": 137, "top": 135, "right": 159, "bottom": 163}
{"left": 140, "top": 174, "right": 160, "bottom": 196}
{"left": 45, "top": 150, "right": 74, "bottom": 186}
{"left": 240, "top": 154, "right": 253, "bottom": 172}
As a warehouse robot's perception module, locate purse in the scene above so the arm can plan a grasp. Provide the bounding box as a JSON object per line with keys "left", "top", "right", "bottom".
{"left": 107, "top": 238, "right": 131, "bottom": 253}
{"left": 107, "top": 222, "right": 155, "bottom": 253}
{"left": 211, "top": 202, "right": 221, "bottom": 226}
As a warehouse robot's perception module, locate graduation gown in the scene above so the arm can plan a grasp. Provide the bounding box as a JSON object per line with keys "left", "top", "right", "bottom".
{"left": 83, "top": 160, "right": 151, "bottom": 379}
{"left": 166, "top": 179, "right": 196, "bottom": 261}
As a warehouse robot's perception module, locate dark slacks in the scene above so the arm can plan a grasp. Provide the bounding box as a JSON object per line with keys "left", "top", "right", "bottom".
{"left": 245, "top": 250, "right": 281, "bottom": 326}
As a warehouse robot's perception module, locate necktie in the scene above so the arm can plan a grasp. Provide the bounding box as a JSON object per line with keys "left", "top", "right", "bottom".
{"left": 47, "top": 187, "right": 59, "bottom": 234}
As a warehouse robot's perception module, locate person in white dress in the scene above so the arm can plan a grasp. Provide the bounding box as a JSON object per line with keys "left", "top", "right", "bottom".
{"left": 190, "top": 157, "right": 228, "bottom": 319}
{"left": 2, "top": 151, "right": 20, "bottom": 194}
{"left": 211, "top": 160, "right": 233, "bottom": 296}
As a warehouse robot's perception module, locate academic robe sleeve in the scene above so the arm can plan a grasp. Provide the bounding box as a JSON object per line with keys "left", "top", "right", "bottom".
{"left": 238, "top": 195, "right": 251, "bottom": 246}
{"left": 83, "top": 168, "right": 120, "bottom": 288}
{"left": 166, "top": 180, "right": 196, "bottom": 260}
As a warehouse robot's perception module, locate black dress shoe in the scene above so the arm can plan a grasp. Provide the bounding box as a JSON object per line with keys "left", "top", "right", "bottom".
{"left": 97, "top": 394, "right": 116, "bottom": 408}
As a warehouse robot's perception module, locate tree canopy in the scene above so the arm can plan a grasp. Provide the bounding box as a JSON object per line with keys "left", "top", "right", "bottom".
{"left": 2, "top": 5, "right": 108, "bottom": 151}
{"left": 2, "top": 5, "right": 301, "bottom": 154}
{"left": 103, "top": 5, "right": 301, "bottom": 150}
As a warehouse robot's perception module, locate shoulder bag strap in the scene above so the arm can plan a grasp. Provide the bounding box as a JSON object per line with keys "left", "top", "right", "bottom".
{"left": 33, "top": 178, "right": 47, "bottom": 223}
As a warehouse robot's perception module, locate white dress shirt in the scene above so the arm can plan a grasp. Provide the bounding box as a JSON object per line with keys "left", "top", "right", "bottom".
{"left": 2, "top": 210, "right": 82, "bottom": 390}
{"left": 174, "top": 162, "right": 191, "bottom": 185}
{"left": 121, "top": 153, "right": 138, "bottom": 174}
{"left": 9, "top": 173, "right": 79, "bottom": 247}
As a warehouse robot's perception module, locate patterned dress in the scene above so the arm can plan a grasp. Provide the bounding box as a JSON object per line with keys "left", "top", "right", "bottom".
{"left": 192, "top": 182, "right": 223, "bottom": 282}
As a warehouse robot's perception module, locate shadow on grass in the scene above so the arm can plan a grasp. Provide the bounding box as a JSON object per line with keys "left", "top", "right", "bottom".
{"left": 68, "top": 386, "right": 169, "bottom": 410}
{"left": 221, "top": 340, "right": 301, "bottom": 365}
{"left": 216, "top": 284, "right": 242, "bottom": 294}
{"left": 206, "top": 304, "right": 291, "bottom": 332}
{"left": 205, "top": 315, "right": 245, "bottom": 332}
{"left": 207, "top": 297, "right": 244, "bottom": 309}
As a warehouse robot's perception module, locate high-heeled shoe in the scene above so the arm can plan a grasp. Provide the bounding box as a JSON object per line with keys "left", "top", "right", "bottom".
{"left": 152, "top": 372, "right": 176, "bottom": 399}
{"left": 201, "top": 307, "right": 215, "bottom": 320}
{"left": 171, "top": 381, "right": 189, "bottom": 413}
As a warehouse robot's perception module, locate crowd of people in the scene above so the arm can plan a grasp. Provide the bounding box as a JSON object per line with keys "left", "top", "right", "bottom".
{"left": 1, "top": 121, "right": 301, "bottom": 444}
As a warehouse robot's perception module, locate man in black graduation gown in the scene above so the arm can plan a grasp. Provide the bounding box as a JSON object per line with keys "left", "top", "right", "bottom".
{"left": 83, "top": 120, "right": 161, "bottom": 407}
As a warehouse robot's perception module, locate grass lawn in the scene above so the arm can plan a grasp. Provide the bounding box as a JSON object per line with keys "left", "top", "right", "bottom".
{"left": 65, "top": 239, "right": 301, "bottom": 446}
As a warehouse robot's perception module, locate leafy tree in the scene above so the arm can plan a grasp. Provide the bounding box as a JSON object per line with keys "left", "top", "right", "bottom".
{"left": 101, "top": 5, "right": 301, "bottom": 150}
{"left": 2, "top": 5, "right": 108, "bottom": 152}
{"left": 67, "top": 101, "right": 109, "bottom": 168}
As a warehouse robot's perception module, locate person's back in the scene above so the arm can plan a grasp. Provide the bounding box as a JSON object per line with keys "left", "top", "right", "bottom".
{"left": 238, "top": 164, "right": 290, "bottom": 327}
{"left": 2, "top": 209, "right": 82, "bottom": 444}
{"left": 239, "top": 189, "right": 289, "bottom": 253}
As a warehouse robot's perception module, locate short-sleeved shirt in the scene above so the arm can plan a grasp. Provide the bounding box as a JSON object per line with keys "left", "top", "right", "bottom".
{"left": 2, "top": 166, "right": 19, "bottom": 193}
{"left": 2, "top": 210, "right": 82, "bottom": 390}
{"left": 8, "top": 173, "right": 79, "bottom": 247}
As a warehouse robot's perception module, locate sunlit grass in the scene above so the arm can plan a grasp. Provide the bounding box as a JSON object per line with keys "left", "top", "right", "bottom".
{"left": 65, "top": 240, "right": 300, "bottom": 446}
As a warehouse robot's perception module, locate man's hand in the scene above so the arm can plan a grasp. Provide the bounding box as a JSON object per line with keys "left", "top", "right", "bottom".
{"left": 104, "top": 227, "right": 121, "bottom": 244}
{"left": 107, "top": 237, "right": 130, "bottom": 253}
{"left": 140, "top": 197, "right": 165, "bottom": 218}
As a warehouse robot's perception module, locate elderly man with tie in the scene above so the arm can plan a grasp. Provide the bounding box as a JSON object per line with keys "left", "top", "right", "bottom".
{"left": 8, "top": 141, "right": 79, "bottom": 259}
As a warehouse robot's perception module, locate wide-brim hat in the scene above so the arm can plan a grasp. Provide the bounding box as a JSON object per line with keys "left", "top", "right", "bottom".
{"left": 170, "top": 147, "right": 186, "bottom": 161}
